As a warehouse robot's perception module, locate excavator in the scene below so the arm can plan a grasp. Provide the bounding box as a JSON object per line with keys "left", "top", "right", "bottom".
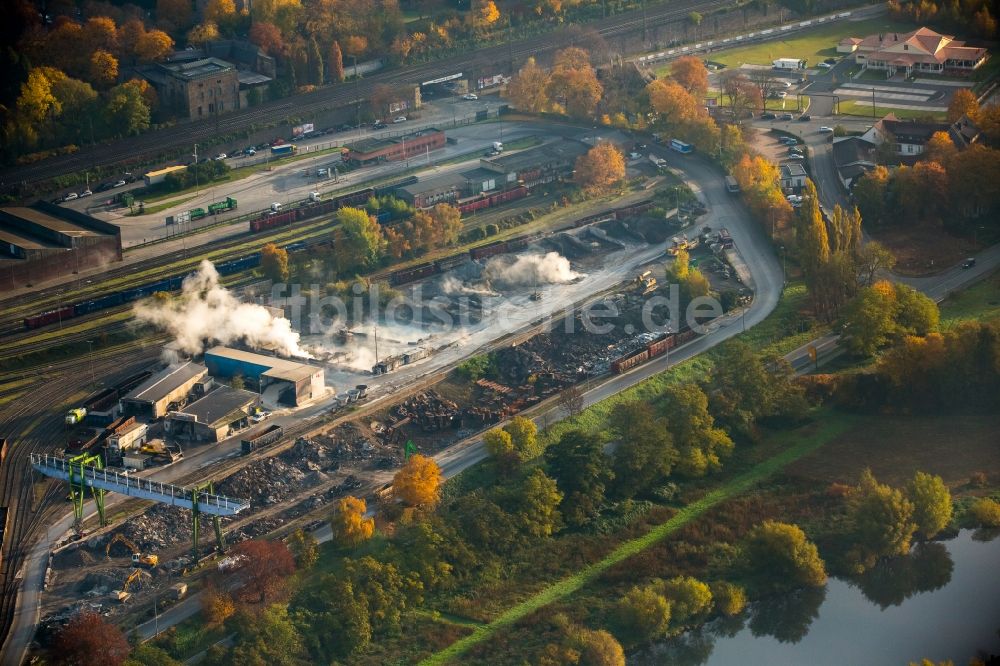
{"left": 114, "top": 568, "right": 146, "bottom": 602}
{"left": 105, "top": 533, "right": 159, "bottom": 568}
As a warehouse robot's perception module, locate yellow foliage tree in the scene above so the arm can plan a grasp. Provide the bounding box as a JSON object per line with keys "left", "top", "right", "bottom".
{"left": 506, "top": 57, "right": 550, "bottom": 113}
{"left": 472, "top": 0, "right": 501, "bottom": 29}
{"left": 392, "top": 453, "right": 442, "bottom": 507}
{"left": 331, "top": 495, "right": 375, "bottom": 546}
{"left": 204, "top": 0, "right": 238, "bottom": 25}
{"left": 187, "top": 22, "right": 220, "bottom": 46}
{"left": 201, "top": 586, "right": 236, "bottom": 626}
{"left": 261, "top": 242, "right": 289, "bottom": 282}
{"left": 89, "top": 50, "right": 119, "bottom": 88}
{"left": 574, "top": 142, "right": 625, "bottom": 194}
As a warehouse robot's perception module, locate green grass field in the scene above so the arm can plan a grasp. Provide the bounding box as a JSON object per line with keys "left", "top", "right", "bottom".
{"left": 706, "top": 91, "right": 810, "bottom": 112}
{"left": 939, "top": 269, "right": 1000, "bottom": 325}
{"left": 838, "top": 99, "right": 947, "bottom": 121}
{"left": 670, "top": 16, "right": 919, "bottom": 70}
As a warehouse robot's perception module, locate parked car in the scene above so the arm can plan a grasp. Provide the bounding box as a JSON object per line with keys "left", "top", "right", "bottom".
{"left": 113, "top": 180, "right": 126, "bottom": 187}
{"left": 63, "top": 192, "right": 78, "bottom": 201}
{"left": 462, "top": 93, "right": 478, "bottom": 100}
{"left": 798, "top": 113, "right": 812, "bottom": 121}
{"left": 761, "top": 112, "right": 777, "bottom": 120}
{"left": 818, "top": 126, "right": 835, "bottom": 133}
{"left": 247, "top": 148, "right": 256, "bottom": 156}
{"left": 780, "top": 113, "right": 794, "bottom": 121}
{"left": 786, "top": 153, "right": 806, "bottom": 160}
{"left": 817, "top": 62, "right": 833, "bottom": 69}
{"left": 962, "top": 257, "right": 976, "bottom": 268}
{"left": 392, "top": 116, "right": 407, "bottom": 123}
{"left": 824, "top": 57, "right": 838, "bottom": 64}
{"left": 788, "top": 147, "right": 804, "bottom": 155}
{"left": 79, "top": 189, "right": 92, "bottom": 197}
{"left": 373, "top": 121, "right": 387, "bottom": 130}
{"left": 96, "top": 182, "right": 114, "bottom": 192}
{"left": 779, "top": 137, "right": 799, "bottom": 145}
{"left": 337, "top": 124, "right": 352, "bottom": 132}
{"left": 628, "top": 151, "right": 642, "bottom": 160}
{"left": 214, "top": 153, "right": 227, "bottom": 160}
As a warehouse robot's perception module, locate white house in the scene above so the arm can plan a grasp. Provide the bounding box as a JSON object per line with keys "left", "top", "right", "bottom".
{"left": 848, "top": 27, "right": 988, "bottom": 76}
{"left": 779, "top": 163, "right": 808, "bottom": 191}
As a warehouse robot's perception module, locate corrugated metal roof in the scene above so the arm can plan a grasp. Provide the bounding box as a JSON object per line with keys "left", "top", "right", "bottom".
{"left": 177, "top": 385, "right": 258, "bottom": 425}
{"left": 124, "top": 362, "right": 208, "bottom": 403}
{"left": 205, "top": 346, "right": 319, "bottom": 384}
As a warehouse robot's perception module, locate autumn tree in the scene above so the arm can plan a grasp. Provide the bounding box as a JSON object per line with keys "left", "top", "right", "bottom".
{"left": 201, "top": 585, "right": 236, "bottom": 626}
{"left": 662, "top": 382, "right": 733, "bottom": 477}
{"left": 229, "top": 539, "right": 297, "bottom": 604}
{"left": 647, "top": 78, "right": 700, "bottom": 124}
{"left": 484, "top": 427, "right": 517, "bottom": 471}
{"left": 471, "top": 0, "right": 501, "bottom": 31}
{"left": 429, "top": 203, "right": 462, "bottom": 245}
{"left": 924, "top": 131, "right": 957, "bottom": 164}
{"left": 615, "top": 584, "right": 671, "bottom": 645}
{"left": 847, "top": 469, "right": 917, "bottom": 572}
{"left": 548, "top": 47, "right": 603, "bottom": 118}
{"left": 89, "top": 49, "right": 119, "bottom": 88}
{"left": 743, "top": 521, "right": 827, "bottom": 592}
{"left": 249, "top": 22, "right": 285, "bottom": 56}
{"left": 106, "top": 80, "right": 150, "bottom": 136}
{"left": 157, "top": 0, "right": 194, "bottom": 33}
{"left": 515, "top": 468, "right": 563, "bottom": 538}
{"left": 609, "top": 401, "right": 675, "bottom": 497}
{"left": 293, "top": 578, "right": 372, "bottom": 659}
{"left": 227, "top": 605, "right": 306, "bottom": 665}
{"left": 709, "top": 581, "right": 746, "bottom": 616}
{"left": 544, "top": 429, "right": 613, "bottom": 527}
{"left": 187, "top": 21, "right": 220, "bottom": 46}
{"left": 970, "top": 498, "right": 1000, "bottom": 527}
{"left": 124, "top": 646, "right": 182, "bottom": 666}
{"left": 842, "top": 280, "right": 899, "bottom": 356}
{"left": 575, "top": 628, "right": 625, "bottom": 666}
{"left": 893, "top": 283, "right": 940, "bottom": 336}
{"left": 51, "top": 612, "right": 130, "bottom": 666}
{"left": 328, "top": 40, "right": 344, "bottom": 82}
{"left": 506, "top": 57, "right": 550, "bottom": 113}
{"left": 204, "top": 0, "right": 238, "bottom": 32}
{"left": 393, "top": 453, "right": 443, "bottom": 507}
{"left": 261, "top": 242, "right": 290, "bottom": 282}
{"left": 795, "top": 179, "right": 830, "bottom": 278}
{"left": 134, "top": 28, "right": 175, "bottom": 62}
{"left": 671, "top": 56, "right": 709, "bottom": 97}
{"left": 287, "top": 528, "right": 319, "bottom": 569}
{"left": 720, "top": 70, "right": 762, "bottom": 119}
{"left": 853, "top": 165, "right": 890, "bottom": 227}
{"left": 332, "top": 206, "right": 387, "bottom": 274}
{"left": 908, "top": 471, "right": 952, "bottom": 540}
{"left": 855, "top": 241, "right": 896, "bottom": 286}
{"left": 331, "top": 495, "right": 375, "bottom": 546}
{"left": 574, "top": 142, "right": 625, "bottom": 194}
{"left": 947, "top": 88, "right": 979, "bottom": 123}
{"left": 660, "top": 576, "right": 713, "bottom": 628}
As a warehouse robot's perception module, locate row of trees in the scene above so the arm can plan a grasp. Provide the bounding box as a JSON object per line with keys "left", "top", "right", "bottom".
{"left": 330, "top": 203, "right": 464, "bottom": 275}
{"left": 888, "top": 0, "right": 999, "bottom": 38}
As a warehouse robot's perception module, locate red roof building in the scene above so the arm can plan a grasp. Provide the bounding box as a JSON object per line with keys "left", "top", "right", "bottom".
{"left": 848, "top": 27, "right": 987, "bottom": 76}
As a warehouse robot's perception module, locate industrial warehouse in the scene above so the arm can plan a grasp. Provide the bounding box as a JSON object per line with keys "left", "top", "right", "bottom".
{"left": 0, "top": 202, "right": 123, "bottom": 293}
{"left": 203, "top": 346, "right": 325, "bottom": 406}
{"left": 165, "top": 383, "right": 261, "bottom": 442}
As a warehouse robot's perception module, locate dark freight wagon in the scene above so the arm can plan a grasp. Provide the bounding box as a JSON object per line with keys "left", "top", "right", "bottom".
{"left": 241, "top": 424, "right": 284, "bottom": 454}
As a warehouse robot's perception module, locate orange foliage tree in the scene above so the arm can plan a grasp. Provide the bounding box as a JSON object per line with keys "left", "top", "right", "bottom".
{"left": 671, "top": 55, "right": 709, "bottom": 97}
{"left": 547, "top": 47, "right": 602, "bottom": 119}
{"left": 506, "top": 57, "right": 550, "bottom": 113}
{"left": 947, "top": 88, "right": 979, "bottom": 123}
{"left": 574, "top": 141, "right": 625, "bottom": 194}
{"left": 202, "top": 584, "right": 236, "bottom": 626}
{"left": 331, "top": 495, "right": 375, "bottom": 546}
{"left": 393, "top": 453, "right": 443, "bottom": 507}
{"left": 249, "top": 22, "right": 285, "bottom": 56}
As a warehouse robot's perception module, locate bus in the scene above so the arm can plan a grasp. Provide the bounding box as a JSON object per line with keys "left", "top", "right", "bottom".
{"left": 725, "top": 175, "right": 740, "bottom": 194}
{"left": 271, "top": 144, "right": 296, "bottom": 157}
{"left": 669, "top": 139, "right": 693, "bottom": 154}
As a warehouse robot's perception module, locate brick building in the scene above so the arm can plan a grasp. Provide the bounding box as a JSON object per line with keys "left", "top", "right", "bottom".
{"left": 0, "top": 202, "right": 122, "bottom": 292}
{"left": 346, "top": 128, "right": 446, "bottom": 165}
{"left": 151, "top": 58, "right": 241, "bottom": 121}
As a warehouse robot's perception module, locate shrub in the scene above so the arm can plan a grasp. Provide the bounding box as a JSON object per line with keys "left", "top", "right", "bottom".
{"left": 970, "top": 498, "right": 1000, "bottom": 527}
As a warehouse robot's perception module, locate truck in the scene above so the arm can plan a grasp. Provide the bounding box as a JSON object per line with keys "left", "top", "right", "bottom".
{"left": 271, "top": 144, "right": 296, "bottom": 157}
{"left": 649, "top": 154, "right": 668, "bottom": 170}
{"left": 241, "top": 424, "right": 284, "bottom": 455}
{"left": 773, "top": 58, "right": 805, "bottom": 70}
{"left": 492, "top": 141, "right": 504, "bottom": 153}
{"left": 207, "top": 197, "right": 237, "bottom": 215}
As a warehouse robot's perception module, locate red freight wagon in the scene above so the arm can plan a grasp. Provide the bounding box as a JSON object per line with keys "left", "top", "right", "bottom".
{"left": 646, "top": 337, "right": 671, "bottom": 359}
{"left": 470, "top": 241, "right": 508, "bottom": 260}
{"left": 24, "top": 305, "right": 75, "bottom": 329}
{"left": 391, "top": 263, "right": 437, "bottom": 285}
{"left": 611, "top": 349, "right": 650, "bottom": 374}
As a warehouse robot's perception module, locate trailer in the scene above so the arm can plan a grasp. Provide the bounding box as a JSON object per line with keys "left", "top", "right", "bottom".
{"left": 208, "top": 197, "right": 237, "bottom": 215}
{"left": 241, "top": 424, "right": 284, "bottom": 454}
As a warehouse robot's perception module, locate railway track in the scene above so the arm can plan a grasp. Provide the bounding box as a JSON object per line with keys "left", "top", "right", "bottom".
{"left": 0, "top": 0, "right": 732, "bottom": 193}
{"left": 0, "top": 351, "right": 162, "bottom": 656}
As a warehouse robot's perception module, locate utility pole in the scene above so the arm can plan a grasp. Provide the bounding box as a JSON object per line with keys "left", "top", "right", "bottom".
{"left": 193, "top": 144, "right": 199, "bottom": 193}
{"left": 872, "top": 87, "right": 877, "bottom": 121}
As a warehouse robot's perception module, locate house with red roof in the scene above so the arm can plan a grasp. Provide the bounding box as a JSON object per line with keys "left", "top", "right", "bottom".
{"left": 847, "top": 27, "right": 988, "bottom": 76}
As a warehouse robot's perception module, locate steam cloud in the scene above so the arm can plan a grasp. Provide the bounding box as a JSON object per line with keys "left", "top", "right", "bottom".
{"left": 440, "top": 275, "right": 498, "bottom": 297}
{"left": 484, "top": 252, "right": 579, "bottom": 288}
{"left": 136, "top": 260, "right": 311, "bottom": 358}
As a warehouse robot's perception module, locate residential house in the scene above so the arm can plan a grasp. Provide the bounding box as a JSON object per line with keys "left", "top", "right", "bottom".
{"left": 779, "top": 163, "right": 808, "bottom": 191}
{"left": 863, "top": 113, "right": 950, "bottom": 157}
{"left": 832, "top": 136, "right": 878, "bottom": 189}
{"left": 848, "top": 27, "right": 988, "bottom": 76}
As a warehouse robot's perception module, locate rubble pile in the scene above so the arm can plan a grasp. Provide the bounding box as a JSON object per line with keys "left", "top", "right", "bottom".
{"left": 112, "top": 505, "right": 190, "bottom": 552}
{"left": 216, "top": 457, "right": 308, "bottom": 509}
{"left": 315, "top": 422, "right": 381, "bottom": 461}
{"left": 229, "top": 516, "right": 285, "bottom": 542}
{"left": 392, "top": 391, "right": 461, "bottom": 433}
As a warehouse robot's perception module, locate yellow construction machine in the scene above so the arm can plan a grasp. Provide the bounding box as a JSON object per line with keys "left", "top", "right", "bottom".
{"left": 105, "top": 533, "right": 159, "bottom": 568}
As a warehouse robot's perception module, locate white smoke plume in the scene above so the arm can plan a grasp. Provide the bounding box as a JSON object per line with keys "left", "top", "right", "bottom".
{"left": 484, "top": 252, "right": 579, "bottom": 288}
{"left": 135, "top": 260, "right": 312, "bottom": 358}
{"left": 440, "top": 275, "right": 499, "bottom": 297}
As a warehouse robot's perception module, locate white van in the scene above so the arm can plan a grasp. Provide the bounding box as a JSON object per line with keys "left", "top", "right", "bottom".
{"left": 270, "top": 202, "right": 282, "bottom": 212}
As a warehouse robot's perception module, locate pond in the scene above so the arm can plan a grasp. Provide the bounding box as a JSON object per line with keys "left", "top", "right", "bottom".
{"left": 634, "top": 529, "right": 1000, "bottom": 666}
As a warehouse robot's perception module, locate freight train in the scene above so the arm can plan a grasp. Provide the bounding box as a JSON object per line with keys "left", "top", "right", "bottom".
{"left": 24, "top": 253, "right": 268, "bottom": 329}
{"left": 610, "top": 327, "right": 700, "bottom": 374}
{"left": 455, "top": 185, "right": 529, "bottom": 215}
